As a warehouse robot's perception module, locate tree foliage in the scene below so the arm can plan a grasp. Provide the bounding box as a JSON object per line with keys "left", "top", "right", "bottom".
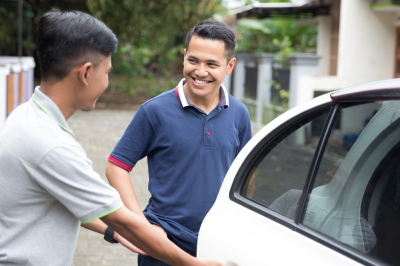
{"left": 235, "top": 17, "right": 317, "bottom": 57}
{"left": 0, "top": 0, "right": 224, "bottom": 76}
{"left": 88, "top": 0, "right": 224, "bottom": 76}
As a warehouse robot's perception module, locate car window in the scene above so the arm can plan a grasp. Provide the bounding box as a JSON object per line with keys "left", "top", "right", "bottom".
{"left": 241, "top": 107, "right": 331, "bottom": 220}
{"left": 302, "top": 101, "right": 400, "bottom": 265}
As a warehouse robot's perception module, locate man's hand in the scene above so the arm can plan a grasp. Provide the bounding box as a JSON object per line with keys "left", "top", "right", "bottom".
{"left": 197, "top": 259, "right": 224, "bottom": 266}
{"left": 152, "top": 224, "right": 167, "bottom": 238}
{"left": 102, "top": 206, "right": 223, "bottom": 266}
{"left": 113, "top": 231, "right": 147, "bottom": 255}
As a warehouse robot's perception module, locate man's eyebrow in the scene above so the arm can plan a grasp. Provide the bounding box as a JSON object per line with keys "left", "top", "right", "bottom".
{"left": 187, "top": 55, "right": 199, "bottom": 61}
{"left": 187, "top": 55, "right": 221, "bottom": 64}
{"left": 207, "top": 59, "right": 221, "bottom": 64}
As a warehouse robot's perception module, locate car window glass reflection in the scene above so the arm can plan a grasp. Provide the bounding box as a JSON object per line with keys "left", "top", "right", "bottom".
{"left": 303, "top": 101, "right": 400, "bottom": 265}
{"left": 243, "top": 108, "right": 331, "bottom": 220}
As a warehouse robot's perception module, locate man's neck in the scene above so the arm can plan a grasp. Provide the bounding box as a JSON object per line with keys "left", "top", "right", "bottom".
{"left": 39, "top": 80, "right": 77, "bottom": 121}
{"left": 183, "top": 82, "right": 220, "bottom": 115}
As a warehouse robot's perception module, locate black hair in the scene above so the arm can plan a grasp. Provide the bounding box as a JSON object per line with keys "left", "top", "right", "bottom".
{"left": 185, "top": 19, "right": 236, "bottom": 61}
{"left": 37, "top": 9, "right": 118, "bottom": 81}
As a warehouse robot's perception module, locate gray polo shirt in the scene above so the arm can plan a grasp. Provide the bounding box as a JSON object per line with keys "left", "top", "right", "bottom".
{"left": 0, "top": 87, "right": 123, "bottom": 266}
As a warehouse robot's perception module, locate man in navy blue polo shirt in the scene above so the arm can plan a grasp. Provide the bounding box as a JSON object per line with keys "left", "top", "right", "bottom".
{"left": 106, "top": 20, "right": 252, "bottom": 266}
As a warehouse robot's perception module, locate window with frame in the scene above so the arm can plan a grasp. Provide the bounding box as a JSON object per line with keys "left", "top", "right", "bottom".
{"left": 302, "top": 101, "right": 400, "bottom": 265}
{"left": 241, "top": 107, "right": 331, "bottom": 220}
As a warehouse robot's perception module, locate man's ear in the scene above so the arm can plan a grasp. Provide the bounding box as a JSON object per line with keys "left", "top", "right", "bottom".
{"left": 226, "top": 57, "right": 236, "bottom": 75}
{"left": 183, "top": 49, "right": 187, "bottom": 65}
{"left": 77, "top": 62, "right": 93, "bottom": 86}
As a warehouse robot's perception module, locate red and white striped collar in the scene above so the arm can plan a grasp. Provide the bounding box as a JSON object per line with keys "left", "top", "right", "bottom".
{"left": 175, "top": 78, "right": 229, "bottom": 109}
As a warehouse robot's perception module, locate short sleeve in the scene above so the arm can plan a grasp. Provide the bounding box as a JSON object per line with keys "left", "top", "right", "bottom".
{"left": 34, "top": 143, "right": 123, "bottom": 223}
{"left": 109, "top": 105, "right": 156, "bottom": 171}
{"left": 237, "top": 108, "right": 252, "bottom": 156}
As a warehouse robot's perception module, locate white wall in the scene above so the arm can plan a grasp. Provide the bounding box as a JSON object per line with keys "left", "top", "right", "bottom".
{"left": 295, "top": 0, "right": 397, "bottom": 107}
{"left": 338, "top": 0, "right": 396, "bottom": 87}
{"left": 288, "top": 54, "right": 320, "bottom": 108}
{"left": 0, "top": 67, "right": 10, "bottom": 131}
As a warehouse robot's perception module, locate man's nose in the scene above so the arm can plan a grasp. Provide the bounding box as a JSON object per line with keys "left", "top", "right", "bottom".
{"left": 195, "top": 64, "right": 208, "bottom": 77}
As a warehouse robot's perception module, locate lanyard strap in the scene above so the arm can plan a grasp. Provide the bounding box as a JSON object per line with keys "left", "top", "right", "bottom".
{"left": 32, "top": 95, "right": 74, "bottom": 136}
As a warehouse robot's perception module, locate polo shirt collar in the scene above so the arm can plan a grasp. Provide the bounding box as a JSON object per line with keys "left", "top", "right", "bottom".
{"left": 176, "top": 78, "right": 229, "bottom": 109}
{"left": 31, "top": 86, "right": 74, "bottom": 135}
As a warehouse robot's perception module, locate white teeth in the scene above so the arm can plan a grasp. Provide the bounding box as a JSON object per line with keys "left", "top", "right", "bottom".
{"left": 195, "top": 79, "right": 208, "bottom": 84}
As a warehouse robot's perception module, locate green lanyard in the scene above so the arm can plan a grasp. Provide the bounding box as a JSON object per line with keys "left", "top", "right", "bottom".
{"left": 32, "top": 95, "right": 74, "bottom": 136}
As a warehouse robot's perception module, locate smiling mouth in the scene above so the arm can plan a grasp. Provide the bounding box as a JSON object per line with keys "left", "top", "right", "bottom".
{"left": 191, "top": 76, "right": 212, "bottom": 84}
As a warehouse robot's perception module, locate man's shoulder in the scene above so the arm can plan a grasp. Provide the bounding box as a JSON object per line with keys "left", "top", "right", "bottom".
{"left": 139, "top": 88, "right": 181, "bottom": 117}
{"left": 227, "top": 94, "right": 250, "bottom": 115}
{"left": 0, "top": 103, "right": 79, "bottom": 168}
{"left": 142, "top": 88, "right": 176, "bottom": 108}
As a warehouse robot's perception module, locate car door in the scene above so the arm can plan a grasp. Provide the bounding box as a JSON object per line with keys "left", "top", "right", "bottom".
{"left": 198, "top": 79, "right": 400, "bottom": 266}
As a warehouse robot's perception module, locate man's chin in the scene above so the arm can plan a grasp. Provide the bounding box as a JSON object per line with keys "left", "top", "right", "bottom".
{"left": 79, "top": 103, "right": 96, "bottom": 112}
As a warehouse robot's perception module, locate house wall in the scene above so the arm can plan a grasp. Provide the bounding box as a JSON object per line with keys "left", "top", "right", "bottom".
{"left": 338, "top": 0, "right": 396, "bottom": 87}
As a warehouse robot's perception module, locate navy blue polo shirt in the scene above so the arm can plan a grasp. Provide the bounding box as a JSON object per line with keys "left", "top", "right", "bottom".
{"left": 109, "top": 78, "right": 252, "bottom": 256}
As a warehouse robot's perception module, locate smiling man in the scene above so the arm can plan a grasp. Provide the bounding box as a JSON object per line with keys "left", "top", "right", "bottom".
{"left": 106, "top": 20, "right": 252, "bottom": 266}
{"left": 0, "top": 10, "right": 222, "bottom": 266}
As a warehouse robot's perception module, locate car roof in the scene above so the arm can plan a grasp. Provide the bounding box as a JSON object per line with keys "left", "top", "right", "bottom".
{"left": 331, "top": 78, "right": 400, "bottom": 102}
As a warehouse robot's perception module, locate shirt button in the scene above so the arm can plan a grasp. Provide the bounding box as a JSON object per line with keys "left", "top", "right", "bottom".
{"left": 207, "top": 132, "right": 211, "bottom": 136}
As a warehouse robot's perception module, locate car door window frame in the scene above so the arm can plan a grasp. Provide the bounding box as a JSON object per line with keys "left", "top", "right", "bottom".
{"left": 229, "top": 101, "right": 334, "bottom": 228}
{"left": 229, "top": 101, "right": 385, "bottom": 266}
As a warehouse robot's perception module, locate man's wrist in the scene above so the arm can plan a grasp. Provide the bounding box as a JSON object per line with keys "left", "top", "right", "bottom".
{"left": 104, "top": 226, "right": 119, "bottom": 244}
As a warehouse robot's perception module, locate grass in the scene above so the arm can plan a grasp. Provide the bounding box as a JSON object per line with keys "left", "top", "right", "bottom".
{"left": 107, "top": 75, "right": 181, "bottom": 97}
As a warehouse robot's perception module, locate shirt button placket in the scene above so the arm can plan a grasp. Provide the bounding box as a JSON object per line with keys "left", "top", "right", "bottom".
{"left": 204, "top": 119, "right": 213, "bottom": 149}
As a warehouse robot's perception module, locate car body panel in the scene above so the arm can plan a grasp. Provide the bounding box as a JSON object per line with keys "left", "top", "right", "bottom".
{"left": 197, "top": 78, "right": 400, "bottom": 265}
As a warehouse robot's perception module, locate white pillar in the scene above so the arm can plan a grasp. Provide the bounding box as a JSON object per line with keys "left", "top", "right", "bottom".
{"left": 233, "top": 54, "right": 255, "bottom": 100}
{"left": 317, "top": 16, "right": 332, "bottom": 76}
{"left": 0, "top": 67, "right": 10, "bottom": 130}
{"left": 11, "top": 64, "right": 21, "bottom": 111}
{"left": 256, "top": 53, "right": 274, "bottom": 125}
{"left": 233, "top": 57, "right": 245, "bottom": 100}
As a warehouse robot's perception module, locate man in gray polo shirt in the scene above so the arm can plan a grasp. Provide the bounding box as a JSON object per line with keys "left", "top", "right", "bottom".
{"left": 0, "top": 9, "right": 221, "bottom": 266}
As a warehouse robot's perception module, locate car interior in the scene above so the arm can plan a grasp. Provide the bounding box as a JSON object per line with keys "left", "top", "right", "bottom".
{"left": 362, "top": 141, "right": 400, "bottom": 265}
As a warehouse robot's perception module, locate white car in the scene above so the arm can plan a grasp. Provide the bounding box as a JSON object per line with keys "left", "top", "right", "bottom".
{"left": 198, "top": 79, "right": 400, "bottom": 266}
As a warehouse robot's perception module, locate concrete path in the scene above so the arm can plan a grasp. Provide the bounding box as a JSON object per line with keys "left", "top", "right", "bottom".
{"left": 69, "top": 109, "right": 149, "bottom": 266}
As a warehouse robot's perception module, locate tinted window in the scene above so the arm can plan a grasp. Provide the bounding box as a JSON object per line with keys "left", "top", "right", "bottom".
{"left": 303, "top": 101, "right": 400, "bottom": 265}
{"left": 241, "top": 107, "right": 331, "bottom": 219}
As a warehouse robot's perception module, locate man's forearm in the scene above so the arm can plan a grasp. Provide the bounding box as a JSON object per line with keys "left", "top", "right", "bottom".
{"left": 81, "top": 218, "right": 147, "bottom": 255}
{"left": 106, "top": 161, "right": 146, "bottom": 219}
{"left": 81, "top": 219, "right": 107, "bottom": 234}
{"left": 101, "top": 206, "right": 198, "bottom": 266}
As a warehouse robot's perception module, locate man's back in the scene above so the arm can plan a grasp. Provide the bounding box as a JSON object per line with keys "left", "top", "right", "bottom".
{"left": 0, "top": 89, "right": 122, "bottom": 265}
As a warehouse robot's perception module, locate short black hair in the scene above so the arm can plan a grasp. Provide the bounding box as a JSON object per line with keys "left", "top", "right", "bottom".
{"left": 185, "top": 20, "right": 236, "bottom": 61}
{"left": 37, "top": 9, "right": 118, "bottom": 81}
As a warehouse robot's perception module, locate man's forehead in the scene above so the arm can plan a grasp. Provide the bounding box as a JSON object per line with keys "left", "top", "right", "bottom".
{"left": 186, "top": 37, "right": 228, "bottom": 62}
{"left": 188, "top": 36, "right": 225, "bottom": 50}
